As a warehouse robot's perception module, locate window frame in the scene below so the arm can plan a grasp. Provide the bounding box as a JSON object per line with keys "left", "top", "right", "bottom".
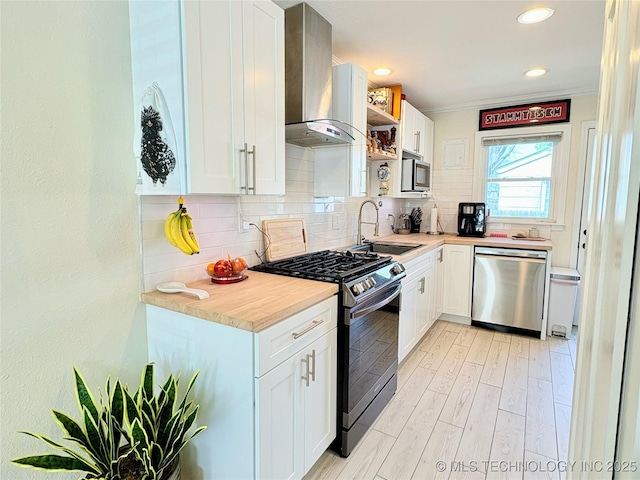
{"left": 472, "top": 124, "right": 572, "bottom": 228}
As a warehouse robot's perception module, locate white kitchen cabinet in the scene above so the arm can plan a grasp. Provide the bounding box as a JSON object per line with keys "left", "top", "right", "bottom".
{"left": 146, "top": 296, "right": 337, "bottom": 480}
{"left": 130, "top": 0, "right": 284, "bottom": 196}
{"left": 400, "top": 100, "right": 434, "bottom": 161}
{"left": 442, "top": 244, "right": 473, "bottom": 319}
{"left": 399, "top": 250, "right": 435, "bottom": 362}
{"left": 257, "top": 329, "right": 336, "bottom": 480}
{"left": 315, "top": 63, "right": 368, "bottom": 197}
{"left": 434, "top": 246, "right": 445, "bottom": 319}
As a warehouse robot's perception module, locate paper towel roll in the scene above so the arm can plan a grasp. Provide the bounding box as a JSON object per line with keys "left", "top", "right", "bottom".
{"left": 430, "top": 207, "right": 438, "bottom": 233}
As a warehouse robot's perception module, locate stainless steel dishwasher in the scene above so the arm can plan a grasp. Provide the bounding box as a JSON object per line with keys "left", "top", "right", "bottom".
{"left": 472, "top": 247, "right": 547, "bottom": 335}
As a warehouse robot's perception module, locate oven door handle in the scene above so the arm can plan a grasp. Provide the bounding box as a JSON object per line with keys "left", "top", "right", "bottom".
{"left": 347, "top": 283, "right": 402, "bottom": 324}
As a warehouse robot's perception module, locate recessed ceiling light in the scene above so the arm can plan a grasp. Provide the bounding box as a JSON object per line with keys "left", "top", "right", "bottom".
{"left": 517, "top": 7, "right": 555, "bottom": 24}
{"left": 524, "top": 67, "right": 549, "bottom": 77}
{"left": 373, "top": 67, "right": 393, "bottom": 76}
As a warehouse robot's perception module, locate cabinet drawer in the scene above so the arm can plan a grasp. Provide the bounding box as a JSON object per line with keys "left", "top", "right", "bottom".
{"left": 255, "top": 296, "right": 337, "bottom": 377}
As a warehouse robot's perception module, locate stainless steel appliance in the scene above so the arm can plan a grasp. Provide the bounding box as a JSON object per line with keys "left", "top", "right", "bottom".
{"left": 250, "top": 249, "right": 406, "bottom": 456}
{"left": 458, "top": 202, "right": 486, "bottom": 237}
{"left": 401, "top": 156, "right": 431, "bottom": 192}
{"left": 283, "top": 3, "right": 359, "bottom": 147}
{"left": 472, "top": 247, "right": 547, "bottom": 336}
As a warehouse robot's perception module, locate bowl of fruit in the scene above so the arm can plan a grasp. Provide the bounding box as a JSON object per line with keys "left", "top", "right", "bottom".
{"left": 206, "top": 255, "right": 248, "bottom": 284}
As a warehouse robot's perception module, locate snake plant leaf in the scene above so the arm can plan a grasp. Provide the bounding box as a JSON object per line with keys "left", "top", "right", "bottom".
{"left": 74, "top": 368, "right": 100, "bottom": 424}
{"left": 163, "top": 425, "right": 206, "bottom": 468}
{"left": 12, "top": 454, "right": 100, "bottom": 474}
{"left": 51, "top": 410, "right": 89, "bottom": 449}
{"left": 177, "top": 371, "right": 199, "bottom": 412}
{"left": 142, "top": 364, "right": 154, "bottom": 402}
{"left": 110, "top": 381, "right": 124, "bottom": 450}
{"left": 131, "top": 417, "right": 150, "bottom": 452}
{"left": 157, "top": 409, "right": 181, "bottom": 453}
{"left": 17, "top": 431, "right": 98, "bottom": 469}
{"left": 140, "top": 408, "right": 155, "bottom": 443}
{"left": 123, "top": 388, "right": 140, "bottom": 426}
{"left": 82, "top": 407, "right": 108, "bottom": 471}
{"left": 156, "top": 385, "right": 175, "bottom": 436}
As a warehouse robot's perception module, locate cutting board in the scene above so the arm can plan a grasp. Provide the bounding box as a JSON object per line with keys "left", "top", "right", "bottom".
{"left": 262, "top": 218, "right": 308, "bottom": 261}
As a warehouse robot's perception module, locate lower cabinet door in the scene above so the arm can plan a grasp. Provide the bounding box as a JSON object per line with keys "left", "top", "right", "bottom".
{"left": 399, "top": 278, "right": 419, "bottom": 363}
{"left": 417, "top": 267, "right": 434, "bottom": 337}
{"left": 257, "top": 351, "right": 305, "bottom": 480}
{"left": 257, "top": 328, "right": 337, "bottom": 480}
{"left": 304, "top": 329, "right": 337, "bottom": 470}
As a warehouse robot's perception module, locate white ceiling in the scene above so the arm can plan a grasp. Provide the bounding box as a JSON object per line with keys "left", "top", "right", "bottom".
{"left": 274, "top": 0, "right": 605, "bottom": 114}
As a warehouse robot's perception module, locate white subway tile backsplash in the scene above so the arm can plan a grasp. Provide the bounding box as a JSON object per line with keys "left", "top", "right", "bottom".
{"left": 139, "top": 148, "right": 404, "bottom": 291}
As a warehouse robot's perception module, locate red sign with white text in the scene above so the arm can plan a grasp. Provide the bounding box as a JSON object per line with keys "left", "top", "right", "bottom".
{"left": 479, "top": 99, "right": 571, "bottom": 130}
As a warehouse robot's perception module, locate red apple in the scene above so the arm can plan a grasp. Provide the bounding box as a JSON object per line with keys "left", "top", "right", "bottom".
{"left": 229, "top": 256, "right": 248, "bottom": 276}
{"left": 213, "top": 259, "right": 233, "bottom": 278}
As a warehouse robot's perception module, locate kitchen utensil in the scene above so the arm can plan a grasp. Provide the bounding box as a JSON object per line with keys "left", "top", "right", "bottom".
{"left": 396, "top": 214, "right": 411, "bottom": 234}
{"left": 156, "top": 282, "right": 209, "bottom": 299}
{"left": 261, "top": 218, "right": 307, "bottom": 261}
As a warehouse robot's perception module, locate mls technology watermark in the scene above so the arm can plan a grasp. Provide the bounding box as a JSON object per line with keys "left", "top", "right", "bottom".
{"left": 434, "top": 460, "right": 638, "bottom": 474}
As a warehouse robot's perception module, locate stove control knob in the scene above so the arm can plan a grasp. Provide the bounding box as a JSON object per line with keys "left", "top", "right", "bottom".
{"left": 351, "top": 283, "right": 364, "bottom": 296}
{"left": 391, "top": 264, "right": 406, "bottom": 275}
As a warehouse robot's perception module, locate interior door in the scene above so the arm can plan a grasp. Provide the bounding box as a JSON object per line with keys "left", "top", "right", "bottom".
{"left": 574, "top": 123, "right": 597, "bottom": 325}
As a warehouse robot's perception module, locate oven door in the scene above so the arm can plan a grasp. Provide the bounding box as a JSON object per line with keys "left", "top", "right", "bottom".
{"left": 341, "top": 282, "right": 400, "bottom": 428}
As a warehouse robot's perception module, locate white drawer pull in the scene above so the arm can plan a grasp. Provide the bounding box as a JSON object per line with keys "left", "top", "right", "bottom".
{"left": 292, "top": 320, "right": 324, "bottom": 339}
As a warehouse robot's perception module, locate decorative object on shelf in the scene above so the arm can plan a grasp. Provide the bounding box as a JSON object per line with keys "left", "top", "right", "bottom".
{"left": 377, "top": 162, "right": 391, "bottom": 196}
{"left": 11, "top": 364, "right": 206, "bottom": 480}
{"left": 134, "top": 83, "right": 182, "bottom": 194}
{"left": 368, "top": 87, "right": 394, "bottom": 115}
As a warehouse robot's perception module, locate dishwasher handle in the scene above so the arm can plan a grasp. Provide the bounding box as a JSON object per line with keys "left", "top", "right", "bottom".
{"left": 475, "top": 253, "right": 547, "bottom": 264}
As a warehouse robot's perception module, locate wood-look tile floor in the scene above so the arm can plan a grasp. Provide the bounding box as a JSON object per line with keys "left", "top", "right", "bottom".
{"left": 304, "top": 321, "right": 578, "bottom": 480}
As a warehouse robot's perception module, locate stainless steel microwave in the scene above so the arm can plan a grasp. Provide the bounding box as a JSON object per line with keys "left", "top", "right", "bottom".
{"left": 401, "top": 157, "right": 431, "bottom": 192}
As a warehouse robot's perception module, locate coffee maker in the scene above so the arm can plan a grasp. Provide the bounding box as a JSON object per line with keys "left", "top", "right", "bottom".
{"left": 457, "top": 203, "right": 486, "bottom": 237}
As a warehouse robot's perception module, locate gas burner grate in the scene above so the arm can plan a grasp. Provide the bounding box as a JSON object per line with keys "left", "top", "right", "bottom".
{"left": 250, "top": 250, "right": 392, "bottom": 283}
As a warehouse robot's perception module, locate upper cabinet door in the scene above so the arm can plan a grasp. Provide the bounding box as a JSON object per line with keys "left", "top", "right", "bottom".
{"left": 400, "top": 100, "right": 417, "bottom": 154}
{"left": 242, "top": 0, "right": 285, "bottom": 195}
{"left": 423, "top": 115, "right": 434, "bottom": 165}
{"left": 183, "top": 0, "right": 243, "bottom": 194}
{"left": 130, "top": 0, "right": 284, "bottom": 196}
{"left": 129, "top": 0, "right": 187, "bottom": 195}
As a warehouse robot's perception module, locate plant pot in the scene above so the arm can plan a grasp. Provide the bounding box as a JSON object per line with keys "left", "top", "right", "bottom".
{"left": 165, "top": 460, "right": 181, "bottom": 480}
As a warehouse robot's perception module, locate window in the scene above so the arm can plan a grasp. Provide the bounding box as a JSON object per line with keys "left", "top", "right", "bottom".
{"left": 473, "top": 125, "right": 571, "bottom": 226}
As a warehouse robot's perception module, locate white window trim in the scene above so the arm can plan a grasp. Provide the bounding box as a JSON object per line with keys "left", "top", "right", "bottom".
{"left": 472, "top": 124, "right": 572, "bottom": 228}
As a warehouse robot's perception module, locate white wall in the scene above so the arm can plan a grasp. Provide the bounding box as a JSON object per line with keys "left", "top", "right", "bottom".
{"left": 140, "top": 145, "right": 403, "bottom": 291}
{"left": 0, "top": 2, "right": 146, "bottom": 478}
{"left": 415, "top": 95, "right": 598, "bottom": 267}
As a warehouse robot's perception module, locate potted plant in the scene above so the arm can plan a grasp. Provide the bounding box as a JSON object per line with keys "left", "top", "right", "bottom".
{"left": 12, "top": 363, "right": 206, "bottom": 480}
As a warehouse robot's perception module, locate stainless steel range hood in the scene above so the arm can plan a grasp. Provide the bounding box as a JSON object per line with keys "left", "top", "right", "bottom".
{"left": 284, "top": 3, "right": 356, "bottom": 147}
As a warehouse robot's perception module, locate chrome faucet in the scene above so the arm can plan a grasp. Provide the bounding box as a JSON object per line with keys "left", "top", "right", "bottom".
{"left": 357, "top": 200, "right": 379, "bottom": 245}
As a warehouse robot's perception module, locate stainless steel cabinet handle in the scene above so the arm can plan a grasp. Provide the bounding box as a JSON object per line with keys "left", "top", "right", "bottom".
{"left": 309, "top": 349, "right": 316, "bottom": 383}
{"left": 438, "top": 249, "right": 443, "bottom": 262}
{"left": 420, "top": 277, "right": 426, "bottom": 294}
{"left": 240, "top": 143, "right": 249, "bottom": 192}
{"left": 416, "top": 131, "right": 420, "bottom": 153}
{"left": 292, "top": 320, "right": 324, "bottom": 339}
{"left": 301, "top": 354, "right": 311, "bottom": 387}
{"left": 247, "top": 144, "right": 256, "bottom": 194}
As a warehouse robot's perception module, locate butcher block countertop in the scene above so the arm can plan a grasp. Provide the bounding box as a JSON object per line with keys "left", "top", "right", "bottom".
{"left": 142, "top": 233, "right": 551, "bottom": 333}
{"left": 141, "top": 272, "right": 338, "bottom": 333}
{"left": 363, "top": 232, "right": 552, "bottom": 263}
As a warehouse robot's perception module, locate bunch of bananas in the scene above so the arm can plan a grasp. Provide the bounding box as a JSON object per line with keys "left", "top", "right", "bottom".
{"left": 164, "top": 198, "right": 200, "bottom": 255}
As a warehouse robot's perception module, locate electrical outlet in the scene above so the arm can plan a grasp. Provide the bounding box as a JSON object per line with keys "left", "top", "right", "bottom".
{"left": 238, "top": 214, "right": 250, "bottom": 233}
{"left": 332, "top": 214, "right": 344, "bottom": 230}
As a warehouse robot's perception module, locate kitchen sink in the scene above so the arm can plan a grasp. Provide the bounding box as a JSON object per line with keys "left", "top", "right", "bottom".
{"left": 348, "top": 242, "right": 423, "bottom": 256}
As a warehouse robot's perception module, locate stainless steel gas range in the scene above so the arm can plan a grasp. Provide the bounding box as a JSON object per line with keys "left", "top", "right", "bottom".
{"left": 251, "top": 249, "right": 406, "bottom": 456}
